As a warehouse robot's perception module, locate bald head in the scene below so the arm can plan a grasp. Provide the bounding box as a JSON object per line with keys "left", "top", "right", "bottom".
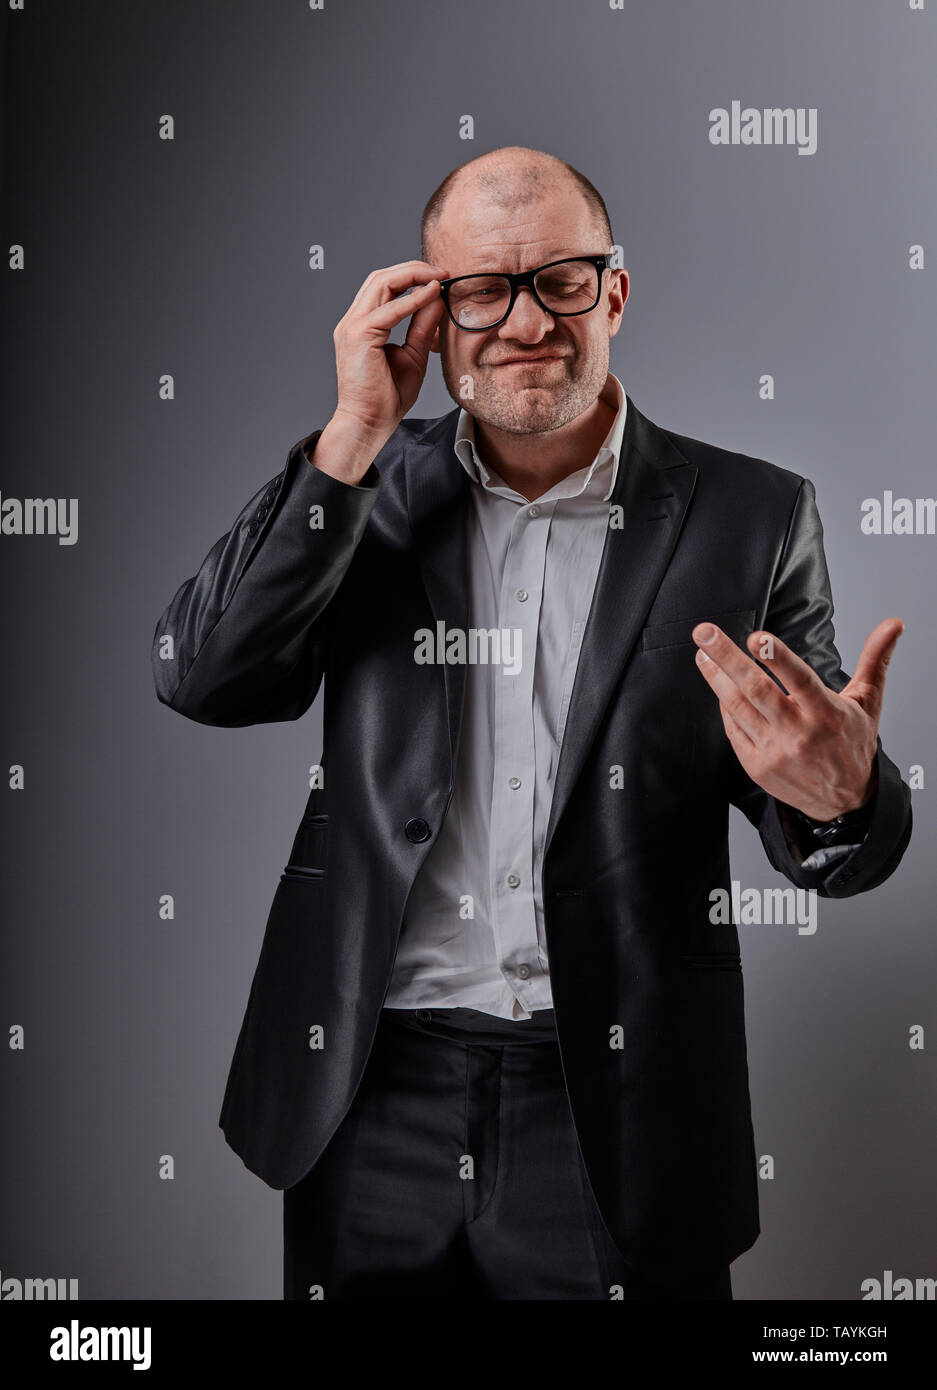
{"left": 420, "top": 146, "right": 613, "bottom": 264}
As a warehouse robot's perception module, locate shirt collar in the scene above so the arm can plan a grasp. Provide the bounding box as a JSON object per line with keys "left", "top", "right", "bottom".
{"left": 453, "top": 372, "right": 627, "bottom": 504}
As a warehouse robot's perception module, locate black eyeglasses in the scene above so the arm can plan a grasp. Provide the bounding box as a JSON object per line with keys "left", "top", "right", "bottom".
{"left": 438, "top": 254, "right": 613, "bottom": 332}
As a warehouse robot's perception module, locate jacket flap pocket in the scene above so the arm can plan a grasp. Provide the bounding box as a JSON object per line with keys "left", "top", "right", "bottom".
{"left": 281, "top": 864, "right": 325, "bottom": 882}
{"left": 641, "top": 608, "right": 757, "bottom": 652}
{"left": 680, "top": 951, "right": 742, "bottom": 971}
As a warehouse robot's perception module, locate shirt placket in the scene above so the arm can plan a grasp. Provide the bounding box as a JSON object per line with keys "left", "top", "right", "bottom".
{"left": 489, "top": 496, "right": 554, "bottom": 1017}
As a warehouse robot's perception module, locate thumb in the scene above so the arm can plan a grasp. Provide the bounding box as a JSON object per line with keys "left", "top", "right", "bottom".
{"left": 402, "top": 281, "right": 444, "bottom": 357}
{"left": 843, "top": 616, "right": 904, "bottom": 712}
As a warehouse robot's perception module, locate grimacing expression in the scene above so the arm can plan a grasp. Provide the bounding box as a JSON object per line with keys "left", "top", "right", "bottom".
{"left": 428, "top": 188, "right": 627, "bottom": 437}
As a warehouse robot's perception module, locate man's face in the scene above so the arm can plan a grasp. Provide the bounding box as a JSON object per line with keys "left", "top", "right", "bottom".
{"left": 429, "top": 184, "right": 628, "bottom": 436}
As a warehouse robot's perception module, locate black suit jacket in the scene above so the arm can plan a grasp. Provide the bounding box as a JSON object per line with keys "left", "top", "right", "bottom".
{"left": 152, "top": 395, "right": 912, "bottom": 1282}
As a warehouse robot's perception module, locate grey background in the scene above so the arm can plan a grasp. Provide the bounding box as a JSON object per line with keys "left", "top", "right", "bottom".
{"left": 1, "top": 0, "right": 933, "bottom": 1299}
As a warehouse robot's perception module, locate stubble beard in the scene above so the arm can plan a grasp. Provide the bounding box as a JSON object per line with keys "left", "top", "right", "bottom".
{"left": 441, "top": 344, "right": 609, "bottom": 437}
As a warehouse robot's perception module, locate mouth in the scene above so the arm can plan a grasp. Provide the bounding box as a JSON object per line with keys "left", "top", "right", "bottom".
{"left": 491, "top": 353, "right": 565, "bottom": 367}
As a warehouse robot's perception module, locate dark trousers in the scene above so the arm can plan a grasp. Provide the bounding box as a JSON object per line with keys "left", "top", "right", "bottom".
{"left": 283, "top": 1006, "right": 732, "bottom": 1301}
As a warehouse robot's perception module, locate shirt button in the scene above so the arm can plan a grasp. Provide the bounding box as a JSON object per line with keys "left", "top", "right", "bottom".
{"left": 508, "top": 777, "right": 521, "bottom": 790}
{"left": 527, "top": 505, "right": 541, "bottom": 518}
{"left": 515, "top": 588, "right": 528, "bottom": 602}
{"left": 517, "top": 964, "right": 530, "bottom": 980}
{"left": 506, "top": 873, "right": 520, "bottom": 889}
{"left": 405, "top": 818, "right": 431, "bottom": 843}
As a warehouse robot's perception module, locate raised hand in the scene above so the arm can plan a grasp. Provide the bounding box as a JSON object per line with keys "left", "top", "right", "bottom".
{"left": 692, "top": 617, "right": 905, "bottom": 821}
{"left": 310, "top": 261, "right": 448, "bottom": 485}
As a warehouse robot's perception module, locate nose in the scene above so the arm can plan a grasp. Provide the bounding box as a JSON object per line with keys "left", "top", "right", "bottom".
{"left": 496, "top": 285, "right": 554, "bottom": 342}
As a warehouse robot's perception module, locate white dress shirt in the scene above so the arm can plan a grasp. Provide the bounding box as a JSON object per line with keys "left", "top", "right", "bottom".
{"left": 383, "top": 373, "right": 628, "bottom": 1020}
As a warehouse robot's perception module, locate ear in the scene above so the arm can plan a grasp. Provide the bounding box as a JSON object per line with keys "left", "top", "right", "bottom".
{"left": 429, "top": 325, "right": 441, "bottom": 354}
{"left": 606, "top": 268, "right": 630, "bottom": 339}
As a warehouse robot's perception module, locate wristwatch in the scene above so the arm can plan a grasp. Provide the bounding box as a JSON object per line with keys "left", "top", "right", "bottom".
{"left": 791, "top": 800, "right": 874, "bottom": 847}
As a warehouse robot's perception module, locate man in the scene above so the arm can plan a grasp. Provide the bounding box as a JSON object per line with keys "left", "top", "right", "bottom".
{"left": 152, "top": 146, "right": 912, "bottom": 1300}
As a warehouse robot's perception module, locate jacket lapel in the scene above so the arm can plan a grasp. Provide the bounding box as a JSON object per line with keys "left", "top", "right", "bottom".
{"left": 542, "top": 400, "right": 698, "bottom": 856}
{"left": 404, "top": 409, "right": 469, "bottom": 773}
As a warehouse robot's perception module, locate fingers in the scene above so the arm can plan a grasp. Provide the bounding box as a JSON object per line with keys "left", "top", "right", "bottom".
{"left": 721, "top": 702, "right": 757, "bottom": 758}
{"left": 351, "top": 260, "right": 448, "bottom": 314}
{"left": 402, "top": 284, "right": 446, "bottom": 354}
{"left": 340, "top": 262, "right": 446, "bottom": 342}
{"left": 692, "top": 622, "right": 791, "bottom": 733}
{"left": 741, "top": 628, "right": 829, "bottom": 706}
{"left": 336, "top": 260, "right": 449, "bottom": 362}
{"left": 363, "top": 278, "right": 443, "bottom": 336}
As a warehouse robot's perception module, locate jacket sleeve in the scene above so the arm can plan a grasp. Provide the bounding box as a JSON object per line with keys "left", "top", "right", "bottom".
{"left": 151, "top": 430, "right": 381, "bottom": 727}
{"left": 730, "top": 476, "right": 912, "bottom": 898}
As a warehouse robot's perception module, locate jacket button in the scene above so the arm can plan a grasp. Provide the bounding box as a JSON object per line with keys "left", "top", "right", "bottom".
{"left": 246, "top": 521, "right": 259, "bottom": 536}
{"left": 405, "top": 817, "right": 431, "bottom": 843}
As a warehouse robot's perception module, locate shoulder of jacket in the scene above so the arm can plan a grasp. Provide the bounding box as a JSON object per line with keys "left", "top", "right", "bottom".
{"left": 658, "top": 422, "right": 810, "bottom": 510}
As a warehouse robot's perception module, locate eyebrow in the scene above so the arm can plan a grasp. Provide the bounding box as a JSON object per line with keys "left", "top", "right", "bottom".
{"left": 458, "top": 250, "right": 587, "bottom": 274}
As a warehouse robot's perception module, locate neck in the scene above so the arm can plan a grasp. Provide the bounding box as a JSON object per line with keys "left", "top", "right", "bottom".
{"left": 472, "top": 385, "right": 617, "bottom": 502}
